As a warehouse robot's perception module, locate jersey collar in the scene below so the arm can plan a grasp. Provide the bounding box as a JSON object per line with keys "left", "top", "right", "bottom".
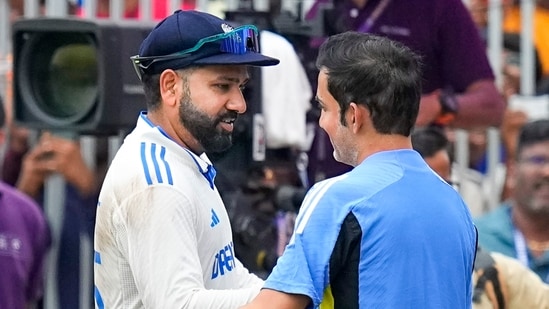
{"left": 139, "top": 112, "right": 217, "bottom": 189}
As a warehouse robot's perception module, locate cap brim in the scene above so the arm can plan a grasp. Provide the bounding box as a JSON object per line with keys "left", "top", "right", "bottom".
{"left": 193, "top": 52, "right": 280, "bottom": 67}
{"left": 145, "top": 51, "right": 280, "bottom": 75}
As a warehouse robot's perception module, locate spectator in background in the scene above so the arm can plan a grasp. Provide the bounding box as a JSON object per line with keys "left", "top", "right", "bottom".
{"left": 5, "top": 1, "right": 106, "bottom": 308}
{"left": 410, "top": 126, "right": 452, "bottom": 182}
{"left": 497, "top": 33, "right": 536, "bottom": 200}
{"left": 466, "top": 0, "right": 516, "bottom": 42}
{"left": 462, "top": 33, "right": 545, "bottom": 205}
{"left": 304, "top": 0, "right": 505, "bottom": 184}
{"left": 306, "top": 0, "right": 505, "bottom": 127}
{"left": 475, "top": 119, "right": 549, "bottom": 283}
{"left": 444, "top": 125, "right": 506, "bottom": 217}
{"left": 412, "top": 125, "right": 549, "bottom": 309}
{"left": 504, "top": 0, "right": 549, "bottom": 79}
{"left": 0, "top": 96, "right": 51, "bottom": 309}
{"left": 2, "top": 130, "right": 109, "bottom": 309}
{"left": 499, "top": 32, "right": 546, "bottom": 96}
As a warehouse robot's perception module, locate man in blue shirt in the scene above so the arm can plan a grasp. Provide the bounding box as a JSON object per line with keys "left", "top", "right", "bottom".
{"left": 242, "top": 32, "right": 477, "bottom": 309}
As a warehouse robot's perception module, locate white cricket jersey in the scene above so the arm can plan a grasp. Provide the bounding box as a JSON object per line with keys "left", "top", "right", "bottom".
{"left": 94, "top": 112, "right": 263, "bottom": 309}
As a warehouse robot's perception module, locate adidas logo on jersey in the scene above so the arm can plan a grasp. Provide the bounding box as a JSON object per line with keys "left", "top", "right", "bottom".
{"left": 210, "top": 209, "right": 220, "bottom": 227}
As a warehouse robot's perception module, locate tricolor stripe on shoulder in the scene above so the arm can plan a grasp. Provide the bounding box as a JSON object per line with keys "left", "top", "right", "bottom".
{"left": 140, "top": 142, "right": 173, "bottom": 185}
{"left": 293, "top": 175, "right": 347, "bottom": 236}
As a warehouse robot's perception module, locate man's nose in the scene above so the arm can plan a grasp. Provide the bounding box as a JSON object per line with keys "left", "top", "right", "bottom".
{"left": 227, "top": 89, "right": 247, "bottom": 114}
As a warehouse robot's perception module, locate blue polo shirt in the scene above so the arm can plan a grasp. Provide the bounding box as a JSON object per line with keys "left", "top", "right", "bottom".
{"left": 265, "top": 149, "right": 477, "bottom": 308}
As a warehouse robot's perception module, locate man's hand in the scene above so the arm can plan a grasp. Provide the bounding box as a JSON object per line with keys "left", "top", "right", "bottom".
{"left": 501, "top": 109, "right": 528, "bottom": 163}
{"left": 17, "top": 132, "right": 96, "bottom": 197}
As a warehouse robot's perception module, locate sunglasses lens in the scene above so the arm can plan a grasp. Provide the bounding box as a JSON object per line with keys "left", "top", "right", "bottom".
{"left": 220, "top": 27, "right": 259, "bottom": 54}
{"left": 131, "top": 25, "right": 260, "bottom": 79}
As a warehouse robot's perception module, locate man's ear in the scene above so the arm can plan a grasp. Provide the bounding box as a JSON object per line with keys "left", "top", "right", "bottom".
{"left": 159, "top": 69, "right": 179, "bottom": 107}
{"left": 349, "top": 102, "right": 370, "bottom": 133}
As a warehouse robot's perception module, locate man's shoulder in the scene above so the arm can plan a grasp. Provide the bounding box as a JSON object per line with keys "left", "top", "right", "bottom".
{"left": 0, "top": 181, "right": 43, "bottom": 213}
{"left": 104, "top": 133, "right": 201, "bottom": 193}
{"left": 0, "top": 181, "right": 48, "bottom": 233}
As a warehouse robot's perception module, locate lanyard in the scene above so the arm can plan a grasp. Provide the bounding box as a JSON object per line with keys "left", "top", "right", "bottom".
{"left": 513, "top": 228, "right": 529, "bottom": 266}
{"left": 513, "top": 228, "right": 549, "bottom": 283}
{"left": 357, "top": 0, "right": 392, "bottom": 33}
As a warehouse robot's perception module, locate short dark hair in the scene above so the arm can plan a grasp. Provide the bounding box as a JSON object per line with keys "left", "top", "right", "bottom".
{"left": 516, "top": 119, "right": 549, "bottom": 157}
{"left": 316, "top": 31, "right": 423, "bottom": 136}
{"left": 411, "top": 126, "right": 449, "bottom": 159}
{"left": 142, "top": 66, "right": 196, "bottom": 110}
{"left": 142, "top": 73, "right": 162, "bottom": 110}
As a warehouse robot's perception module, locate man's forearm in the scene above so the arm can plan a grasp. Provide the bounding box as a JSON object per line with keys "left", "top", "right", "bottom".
{"left": 453, "top": 79, "right": 505, "bottom": 129}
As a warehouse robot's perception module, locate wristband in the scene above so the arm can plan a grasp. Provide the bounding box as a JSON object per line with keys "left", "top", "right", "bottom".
{"left": 433, "top": 90, "right": 459, "bottom": 126}
{"left": 439, "top": 90, "right": 459, "bottom": 115}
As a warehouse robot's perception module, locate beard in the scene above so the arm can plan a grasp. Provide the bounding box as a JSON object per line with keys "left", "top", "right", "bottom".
{"left": 178, "top": 96, "right": 236, "bottom": 153}
{"left": 529, "top": 178, "right": 549, "bottom": 215}
{"left": 331, "top": 123, "right": 358, "bottom": 167}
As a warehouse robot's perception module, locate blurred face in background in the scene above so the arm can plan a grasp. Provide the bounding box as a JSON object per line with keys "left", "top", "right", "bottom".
{"left": 468, "top": 0, "right": 489, "bottom": 29}
{"left": 512, "top": 140, "right": 549, "bottom": 215}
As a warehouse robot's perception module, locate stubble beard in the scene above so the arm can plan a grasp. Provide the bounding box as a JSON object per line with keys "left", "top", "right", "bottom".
{"left": 178, "top": 96, "right": 234, "bottom": 153}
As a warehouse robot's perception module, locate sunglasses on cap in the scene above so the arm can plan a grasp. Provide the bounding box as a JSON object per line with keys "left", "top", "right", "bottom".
{"left": 131, "top": 25, "right": 260, "bottom": 81}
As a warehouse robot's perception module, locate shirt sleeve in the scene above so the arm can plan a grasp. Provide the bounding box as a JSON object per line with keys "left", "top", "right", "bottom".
{"left": 263, "top": 182, "right": 341, "bottom": 308}
{"left": 263, "top": 233, "right": 323, "bottom": 307}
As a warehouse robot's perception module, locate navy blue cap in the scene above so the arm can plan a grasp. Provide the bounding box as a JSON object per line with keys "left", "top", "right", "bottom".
{"left": 138, "top": 10, "right": 279, "bottom": 75}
